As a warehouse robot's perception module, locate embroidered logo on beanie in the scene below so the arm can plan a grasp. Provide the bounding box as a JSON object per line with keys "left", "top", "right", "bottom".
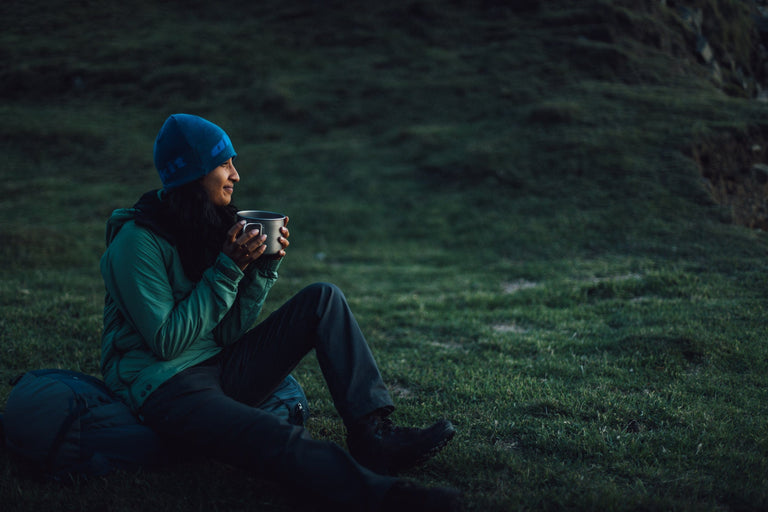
{"left": 211, "top": 136, "right": 228, "bottom": 157}
{"left": 153, "top": 114, "right": 237, "bottom": 190}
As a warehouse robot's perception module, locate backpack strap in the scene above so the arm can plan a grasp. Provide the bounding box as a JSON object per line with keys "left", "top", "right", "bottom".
{"left": 44, "top": 394, "right": 87, "bottom": 474}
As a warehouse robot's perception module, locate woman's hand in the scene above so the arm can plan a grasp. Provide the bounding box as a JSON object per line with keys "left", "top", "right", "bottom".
{"left": 223, "top": 221, "right": 267, "bottom": 271}
{"left": 222, "top": 217, "right": 290, "bottom": 270}
{"left": 275, "top": 216, "right": 290, "bottom": 259}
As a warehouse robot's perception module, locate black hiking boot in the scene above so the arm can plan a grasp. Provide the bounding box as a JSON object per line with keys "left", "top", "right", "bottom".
{"left": 380, "top": 480, "right": 464, "bottom": 512}
{"left": 347, "top": 414, "right": 456, "bottom": 475}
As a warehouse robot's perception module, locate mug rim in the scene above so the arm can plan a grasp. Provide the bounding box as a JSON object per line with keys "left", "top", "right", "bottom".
{"left": 236, "top": 210, "right": 285, "bottom": 220}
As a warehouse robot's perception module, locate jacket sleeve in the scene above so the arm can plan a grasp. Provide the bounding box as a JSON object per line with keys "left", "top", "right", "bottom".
{"left": 213, "top": 257, "right": 282, "bottom": 346}
{"left": 101, "top": 223, "right": 243, "bottom": 361}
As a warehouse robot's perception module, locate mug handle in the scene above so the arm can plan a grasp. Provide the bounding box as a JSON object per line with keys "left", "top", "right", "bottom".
{"left": 243, "top": 222, "right": 263, "bottom": 238}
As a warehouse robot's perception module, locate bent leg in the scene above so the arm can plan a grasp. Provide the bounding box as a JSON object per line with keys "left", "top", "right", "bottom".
{"left": 220, "top": 282, "right": 393, "bottom": 424}
{"left": 141, "top": 364, "right": 396, "bottom": 511}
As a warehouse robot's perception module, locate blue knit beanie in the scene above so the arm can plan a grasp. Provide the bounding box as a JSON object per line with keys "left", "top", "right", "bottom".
{"left": 153, "top": 114, "right": 237, "bottom": 190}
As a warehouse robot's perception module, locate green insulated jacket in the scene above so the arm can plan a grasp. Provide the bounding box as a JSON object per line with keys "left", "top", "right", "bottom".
{"left": 100, "top": 204, "right": 281, "bottom": 412}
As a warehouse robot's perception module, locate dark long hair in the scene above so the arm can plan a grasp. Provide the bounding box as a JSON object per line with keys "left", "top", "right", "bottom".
{"left": 168, "top": 182, "right": 238, "bottom": 281}
{"left": 137, "top": 181, "right": 238, "bottom": 282}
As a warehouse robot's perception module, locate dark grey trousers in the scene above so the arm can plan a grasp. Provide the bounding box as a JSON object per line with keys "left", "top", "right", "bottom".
{"left": 140, "top": 282, "right": 397, "bottom": 511}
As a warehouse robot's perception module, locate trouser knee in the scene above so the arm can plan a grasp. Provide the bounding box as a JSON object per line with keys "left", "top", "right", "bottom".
{"left": 299, "top": 282, "right": 347, "bottom": 312}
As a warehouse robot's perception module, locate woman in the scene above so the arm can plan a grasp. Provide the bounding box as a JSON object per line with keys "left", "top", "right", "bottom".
{"left": 100, "top": 114, "right": 461, "bottom": 511}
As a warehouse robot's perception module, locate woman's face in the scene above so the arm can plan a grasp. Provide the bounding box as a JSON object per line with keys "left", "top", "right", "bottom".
{"left": 200, "top": 158, "right": 239, "bottom": 206}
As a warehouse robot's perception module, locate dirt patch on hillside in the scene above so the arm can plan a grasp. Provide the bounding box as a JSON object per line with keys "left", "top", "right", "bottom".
{"left": 691, "top": 126, "right": 768, "bottom": 230}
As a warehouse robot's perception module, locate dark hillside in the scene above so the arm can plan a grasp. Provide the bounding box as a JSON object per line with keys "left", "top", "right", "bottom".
{"left": 3, "top": 0, "right": 766, "bottom": 259}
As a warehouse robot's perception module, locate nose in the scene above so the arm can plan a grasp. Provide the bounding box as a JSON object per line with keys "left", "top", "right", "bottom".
{"left": 230, "top": 161, "right": 240, "bottom": 182}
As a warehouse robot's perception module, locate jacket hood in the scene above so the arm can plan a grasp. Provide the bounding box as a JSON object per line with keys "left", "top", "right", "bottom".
{"left": 105, "top": 208, "right": 138, "bottom": 247}
{"left": 105, "top": 190, "right": 175, "bottom": 247}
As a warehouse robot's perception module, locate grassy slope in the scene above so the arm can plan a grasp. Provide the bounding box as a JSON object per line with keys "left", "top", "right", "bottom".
{"left": 1, "top": 0, "right": 767, "bottom": 510}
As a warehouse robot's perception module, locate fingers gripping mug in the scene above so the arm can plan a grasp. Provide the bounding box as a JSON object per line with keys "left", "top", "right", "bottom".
{"left": 236, "top": 210, "right": 287, "bottom": 257}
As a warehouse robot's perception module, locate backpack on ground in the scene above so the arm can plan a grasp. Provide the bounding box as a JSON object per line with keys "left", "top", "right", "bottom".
{"left": 260, "top": 374, "right": 310, "bottom": 427}
{"left": 2, "top": 369, "right": 168, "bottom": 479}
{"left": 1, "top": 368, "right": 310, "bottom": 480}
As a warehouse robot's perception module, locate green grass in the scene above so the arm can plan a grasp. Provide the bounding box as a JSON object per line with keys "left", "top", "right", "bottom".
{"left": 2, "top": 0, "right": 768, "bottom": 510}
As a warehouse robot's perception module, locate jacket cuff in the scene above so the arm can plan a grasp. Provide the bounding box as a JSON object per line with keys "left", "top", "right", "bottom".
{"left": 250, "top": 256, "right": 282, "bottom": 278}
{"left": 215, "top": 253, "right": 244, "bottom": 282}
